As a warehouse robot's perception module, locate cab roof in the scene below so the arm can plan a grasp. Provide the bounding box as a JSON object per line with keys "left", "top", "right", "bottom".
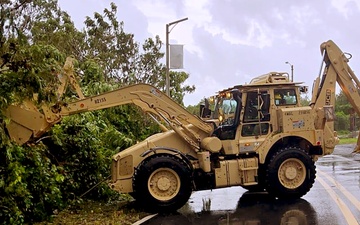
{"left": 218, "top": 72, "right": 303, "bottom": 94}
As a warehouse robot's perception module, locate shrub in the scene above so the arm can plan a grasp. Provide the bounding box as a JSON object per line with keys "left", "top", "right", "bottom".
{"left": 0, "top": 131, "right": 64, "bottom": 224}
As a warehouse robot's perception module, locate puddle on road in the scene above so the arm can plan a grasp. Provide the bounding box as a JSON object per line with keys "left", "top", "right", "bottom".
{"left": 146, "top": 191, "right": 319, "bottom": 225}
{"left": 216, "top": 193, "right": 317, "bottom": 225}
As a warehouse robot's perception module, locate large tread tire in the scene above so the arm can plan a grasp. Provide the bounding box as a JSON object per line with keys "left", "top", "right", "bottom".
{"left": 133, "top": 154, "right": 192, "bottom": 213}
{"left": 265, "top": 147, "right": 316, "bottom": 199}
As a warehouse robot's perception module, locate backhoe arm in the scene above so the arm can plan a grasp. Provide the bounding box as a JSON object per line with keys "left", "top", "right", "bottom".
{"left": 316, "top": 40, "right": 360, "bottom": 152}
{"left": 57, "top": 84, "right": 214, "bottom": 150}
{"left": 5, "top": 66, "right": 214, "bottom": 150}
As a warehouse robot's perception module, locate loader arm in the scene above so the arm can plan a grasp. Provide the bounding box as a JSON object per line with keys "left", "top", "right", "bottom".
{"left": 312, "top": 40, "right": 360, "bottom": 152}
{"left": 58, "top": 83, "right": 214, "bottom": 150}
{"left": 5, "top": 81, "right": 214, "bottom": 150}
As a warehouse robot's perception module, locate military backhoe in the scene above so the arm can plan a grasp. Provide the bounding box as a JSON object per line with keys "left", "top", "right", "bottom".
{"left": 4, "top": 40, "right": 360, "bottom": 212}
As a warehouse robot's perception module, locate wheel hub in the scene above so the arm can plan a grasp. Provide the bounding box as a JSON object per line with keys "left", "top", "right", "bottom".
{"left": 278, "top": 158, "right": 306, "bottom": 189}
{"left": 157, "top": 177, "right": 171, "bottom": 191}
{"left": 148, "top": 168, "right": 181, "bottom": 201}
{"left": 285, "top": 167, "right": 297, "bottom": 180}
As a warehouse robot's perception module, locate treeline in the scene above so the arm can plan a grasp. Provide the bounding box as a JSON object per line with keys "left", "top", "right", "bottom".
{"left": 301, "top": 93, "right": 357, "bottom": 132}
{"left": 0, "top": 1, "right": 194, "bottom": 224}
{"left": 334, "top": 91, "right": 359, "bottom": 132}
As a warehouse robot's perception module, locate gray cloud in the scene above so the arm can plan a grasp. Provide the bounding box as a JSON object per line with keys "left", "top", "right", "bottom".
{"left": 183, "top": 0, "right": 360, "bottom": 104}
{"left": 58, "top": 0, "right": 360, "bottom": 105}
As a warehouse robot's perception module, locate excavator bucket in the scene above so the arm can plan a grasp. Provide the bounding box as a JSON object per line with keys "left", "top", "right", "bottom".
{"left": 3, "top": 57, "right": 81, "bottom": 145}
{"left": 5, "top": 101, "right": 51, "bottom": 145}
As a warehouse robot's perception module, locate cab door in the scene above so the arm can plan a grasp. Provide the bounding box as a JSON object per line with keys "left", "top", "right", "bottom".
{"left": 239, "top": 90, "right": 271, "bottom": 153}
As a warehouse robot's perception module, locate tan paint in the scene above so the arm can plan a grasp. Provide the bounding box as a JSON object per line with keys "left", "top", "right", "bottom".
{"left": 148, "top": 168, "right": 181, "bottom": 201}
{"left": 278, "top": 158, "right": 306, "bottom": 189}
{"left": 215, "top": 157, "right": 258, "bottom": 188}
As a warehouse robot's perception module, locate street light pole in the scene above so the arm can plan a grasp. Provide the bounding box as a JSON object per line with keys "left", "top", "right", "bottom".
{"left": 285, "top": 61, "right": 294, "bottom": 82}
{"left": 166, "top": 17, "right": 188, "bottom": 96}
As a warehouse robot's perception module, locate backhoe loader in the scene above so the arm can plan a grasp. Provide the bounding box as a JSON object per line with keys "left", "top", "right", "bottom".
{"left": 4, "top": 40, "right": 360, "bottom": 212}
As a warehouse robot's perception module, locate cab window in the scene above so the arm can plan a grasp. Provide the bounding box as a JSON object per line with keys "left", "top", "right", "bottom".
{"left": 241, "top": 91, "right": 270, "bottom": 137}
{"left": 274, "top": 89, "right": 297, "bottom": 106}
{"left": 241, "top": 123, "right": 270, "bottom": 137}
{"left": 243, "top": 91, "right": 270, "bottom": 122}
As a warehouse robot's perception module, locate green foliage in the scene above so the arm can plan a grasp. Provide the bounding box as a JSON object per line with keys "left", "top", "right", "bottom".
{"left": 0, "top": 132, "right": 64, "bottom": 224}
{"left": 0, "top": 42, "right": 65, "bottom": 107}
{"left": 83, "top": 3, "right": 141, "bottom": 83}
{"left": 186, "top": 102, "right": 201, "bottom": 116}
{"left": 101, "top": 106, "right": 162, "bottom": 141}
{"left": 49, "top": 113, "right": 125, "bottom": 200}
{"left": 335, "top": 110, "right": 350, "bottom": 131}
{"left": 300, "top": 95, "right": 310, "bottom": 106}
{"left": 170, "top": 71, "right": 196, "bottom": 105}
{"left": 335, "top": 91, "right": 352, "bottom": 114}
{"left": 339, "top": 137, "right": 357, "bottom": 144}
{"left": 334, "top": 91, "right": 359, "bottom": 131}
{"left": 0, "top": 1, "right": 195, "bottom": 224}
{"left": 80, "top": 59, "right": 105, "bottom": 85}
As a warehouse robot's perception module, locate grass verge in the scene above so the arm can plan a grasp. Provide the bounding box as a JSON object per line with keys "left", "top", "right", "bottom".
{"left": 339, "top": 137, "right": 357, "bottom": 145}
{"left": 35, "top": 200, "right": 150, "bottom": 225}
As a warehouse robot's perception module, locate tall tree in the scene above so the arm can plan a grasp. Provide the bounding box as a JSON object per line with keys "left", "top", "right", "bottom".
{"left": 0, "top": 1, "right": 196, "bottom": 223}
{"left": 170, "top": 71, "right": 195, "bottom": 105}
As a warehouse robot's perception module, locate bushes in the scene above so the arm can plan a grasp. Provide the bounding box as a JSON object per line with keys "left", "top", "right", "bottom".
{"left": 49, "top": 112, "right": 131, "bottom": 201}
{"left": 0, "top": 109, "right": 145, "bottom": 224}
{"left": 0, "top": 135, "right": 64, "bottom": 224}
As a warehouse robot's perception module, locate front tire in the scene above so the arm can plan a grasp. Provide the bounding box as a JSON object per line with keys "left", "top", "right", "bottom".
{"left": 265, "top": 147, "right": 316, "bottom": 199}
{"left": 133, "top": 154, "right": 192, "bottom": 212}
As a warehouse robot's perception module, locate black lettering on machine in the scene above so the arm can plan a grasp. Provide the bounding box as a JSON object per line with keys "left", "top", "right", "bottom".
{"left": 325, "top": 89, "right": 331, "bottom": 105}
{"left": 94, "top": 97, "right": 106, "bottom": 104}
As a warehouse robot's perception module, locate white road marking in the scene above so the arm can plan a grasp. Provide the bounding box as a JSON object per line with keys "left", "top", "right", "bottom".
{"left": 132, "top": 214, "right": 158, "bottom": 225}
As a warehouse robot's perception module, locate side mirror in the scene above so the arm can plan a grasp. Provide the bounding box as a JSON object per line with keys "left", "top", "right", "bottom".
{"left": 300, "top": 86, "right": 308, "bottom": 93}
{"left": 200, "top": 105, "right": 211, "bottom": 118}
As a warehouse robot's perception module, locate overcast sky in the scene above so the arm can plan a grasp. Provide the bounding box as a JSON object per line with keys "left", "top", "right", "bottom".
{"left": 57, "top": 0, "right": 360, "bottom": 106}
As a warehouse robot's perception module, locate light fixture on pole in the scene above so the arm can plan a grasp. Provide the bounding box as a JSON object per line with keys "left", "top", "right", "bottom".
{"left": 166, "top": 17, "right": 188, "bottom": 96}
{"left": 285, "top": 61, "right": 294, "bottom": 82}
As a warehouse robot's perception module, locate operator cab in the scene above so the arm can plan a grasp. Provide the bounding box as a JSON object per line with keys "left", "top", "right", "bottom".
{"left": 211, "top": 89, "right": 242, "bottom": 140}
{"left": 203, "top": 72, "right": 306, "bottom": 154}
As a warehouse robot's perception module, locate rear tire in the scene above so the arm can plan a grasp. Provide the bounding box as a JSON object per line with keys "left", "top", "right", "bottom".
{"left": 133, "top": 154, "right": 192, "bottom": 213}
{"left": 265, "top": 147, "right": 316, "bottom": 199}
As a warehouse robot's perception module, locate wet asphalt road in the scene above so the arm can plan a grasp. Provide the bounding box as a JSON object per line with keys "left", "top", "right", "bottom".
{"left": 141, "top": 144, "right": 360, "bottom": 225}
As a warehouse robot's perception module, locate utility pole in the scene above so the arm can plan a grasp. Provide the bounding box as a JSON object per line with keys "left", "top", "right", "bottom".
{"left": 285, "top": 61, "right": 294, "bottom": 82}
{"left": 166, "top": 17, "right": 188, "bottom": 96}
